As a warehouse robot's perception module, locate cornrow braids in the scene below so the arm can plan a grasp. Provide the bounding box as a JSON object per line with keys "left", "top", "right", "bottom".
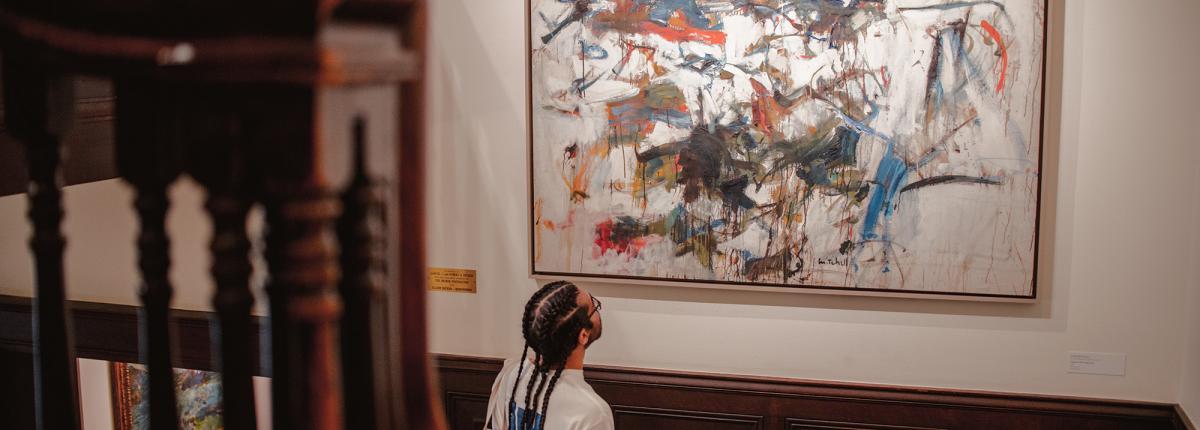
{"left": 520, "top": 282, "right": 561, "bottom": 345}
{"left": 534, "top": 304, "right": 592, "bottom": 427}
{"left": 520, "top": 351, "right": 543, "bottom": 430}
{"left": 505, "top": 345, "right": 529, "bottom": 425}
{"left": 509, "top": 281, "right": 597, "bottom": 430}
{"left": 538, "top": 363, "right": 566, "bottom": 426}
{"left": 512, "top": 282, "right": 570, "bottom": 429}
{"left": 525, "top": 364, "right": 550, "bottom": 430}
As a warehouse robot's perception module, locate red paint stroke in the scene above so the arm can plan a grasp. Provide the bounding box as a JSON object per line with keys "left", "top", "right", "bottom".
{"left": 593, "top": 220, "right": 649, "bottom": 257}
{"left": 980, "top": 20, "right": 1007, "bottom": 94}
{"left": 638, "top": 20, "right": 726, "bottom": 45}
{"left": 749, "top": 79, "right": 781, "bottom": 135}
{"left": 880, "top": 65, "right": 891, "bottom": 90}
{"left": 615, "top": 43, "right": 638, "bottom": 73}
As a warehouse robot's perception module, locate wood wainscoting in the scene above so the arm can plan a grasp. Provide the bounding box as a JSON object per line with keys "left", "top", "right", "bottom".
{"left": 435, "top": 355, "right": 1191, "bottom": 430}
{"left": 0, "top": 296, "right": 1193, "bottom": 430}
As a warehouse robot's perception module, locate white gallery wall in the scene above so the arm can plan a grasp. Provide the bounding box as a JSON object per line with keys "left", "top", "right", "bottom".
{"left": 424, "top": 0, "right": 1200, "bottom": 406}
{"left": 0, "top": 0, "right": 1197, "bottom": 420}
{"left": 0, "top": 177, "right": 238, "bottom": 310}
{"left": 1182, "top": 106, "right": 1200, "bottom": 426}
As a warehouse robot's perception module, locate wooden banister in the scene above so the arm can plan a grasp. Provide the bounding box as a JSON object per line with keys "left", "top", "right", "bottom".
{"left": 0, "top": 1, "right": 441, "bottom": 428}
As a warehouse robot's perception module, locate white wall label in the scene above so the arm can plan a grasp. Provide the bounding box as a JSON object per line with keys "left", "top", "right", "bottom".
{"left": 1068, "top": 352, "right": 1126, "bottom": 376}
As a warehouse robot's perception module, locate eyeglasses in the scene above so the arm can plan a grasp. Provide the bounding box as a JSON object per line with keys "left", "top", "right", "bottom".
{"left": 588, "top": 296, "right": 602, "bottom": 318}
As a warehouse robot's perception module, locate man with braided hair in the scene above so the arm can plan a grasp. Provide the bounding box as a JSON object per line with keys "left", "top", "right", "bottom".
{"left": 483, "top": 281, "right": 614, "bottom": 430}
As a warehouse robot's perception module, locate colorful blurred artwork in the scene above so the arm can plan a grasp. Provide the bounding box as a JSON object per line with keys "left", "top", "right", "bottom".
{"left": 110, "top": 362, "right": 223, "bottom": 430}
{"left": 529, "top": 0, "right": 1046, "bottom": 298}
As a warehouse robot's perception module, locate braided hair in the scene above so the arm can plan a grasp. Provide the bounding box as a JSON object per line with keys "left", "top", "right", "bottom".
{"left": 507, "top": 281, "right": 594, "bottom": 430}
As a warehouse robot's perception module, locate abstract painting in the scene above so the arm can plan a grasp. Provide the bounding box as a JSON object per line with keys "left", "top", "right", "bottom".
{"left": 529, "top": 0, "right": 1046, "bottom": 298}
{"left": 110, "top": 362, "right": 223, "bottom": 430}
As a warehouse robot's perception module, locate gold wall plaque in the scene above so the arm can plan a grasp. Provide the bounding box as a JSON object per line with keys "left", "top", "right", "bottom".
{"left": 428, "top": 268, "right": 477, "bottom": 293}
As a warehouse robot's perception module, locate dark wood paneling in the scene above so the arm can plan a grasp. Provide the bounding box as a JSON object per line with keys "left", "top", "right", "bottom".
{"left": 434, "top": 355, "right": 1190, "bottom": 430}
{"left": 0, "top": 76, "right": 117, "bottom": 197}
{"left": 787, "top": 418, "right": 943, "bottom": 430}
{"left": 444, "top": 391, "right": 489, "bottom": 430}
{"left": 0, "top": 296, "right": 1193, "bottom": 430}
{"left": 1177, "top": 406, "right": 1197, "bottom": 430}
{"left": 0, "top": 348, "right": 36, "bottom": 429}
{"left": 613, "top": 406, "right": 763, "bottom": 430}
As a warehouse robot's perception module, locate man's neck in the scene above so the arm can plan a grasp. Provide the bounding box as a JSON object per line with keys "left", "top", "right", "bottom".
{"left": 525, "top": 348, "right": 586, "bottom": 370}
{"left": 564, "top": 347, "right": 586, "bottom": 370}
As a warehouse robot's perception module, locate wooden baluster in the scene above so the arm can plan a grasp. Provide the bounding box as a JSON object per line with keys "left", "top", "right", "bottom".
{"left": 2, "top": 55, "right": 82, "bottom": 430}
{"left": 265, "top": 188, "right": 344, "bottom": 430}
{"left": 258, "top": 88, "right": 344, "bottom": 430}
{"left": 186, "top": 93, "right": 258, "bottom": 430}
{"left": 395, "top": 0, "right": 449, "bottom": 427}
{"left": 338, "top": 117, "right": 391, "bottom": 430}
{"left": 114, "top": 81, "right": 181, "bottom": 430}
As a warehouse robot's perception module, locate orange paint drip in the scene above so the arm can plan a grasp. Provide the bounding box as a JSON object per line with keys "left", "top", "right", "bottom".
{"left": 980, "top": 20, "right": 1007, "bottom": 94}
{"left": 561, "top": 149, "right": 594, "bottom": 202}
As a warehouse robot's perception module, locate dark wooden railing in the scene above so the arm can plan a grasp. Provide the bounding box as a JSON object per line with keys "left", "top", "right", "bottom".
{"left": 0, "top": 1, "right": 444, "bottom": 429}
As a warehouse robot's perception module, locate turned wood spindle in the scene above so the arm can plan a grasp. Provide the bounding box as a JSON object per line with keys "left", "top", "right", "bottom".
{"left": 338, "top": 117, "right": 392, "bottom": 430}
{"left": 3, "top": 56, "right": 83, "bottom": 430}
{"left": 114, "top": 81, "right": 183, "bottom": 430}
{"left": 259, "top": 91, "right": 345, "bottom": 430}
{"left": 188, "top": 102, "right": 260, "bottom": 430}
{"left": 207, "top": 196, "right": 258, "bottom": 430}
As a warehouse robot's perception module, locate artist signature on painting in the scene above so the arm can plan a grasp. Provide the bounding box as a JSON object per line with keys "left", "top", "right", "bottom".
{"left": 817, "top": 256, "right": 849, "bottom": 267}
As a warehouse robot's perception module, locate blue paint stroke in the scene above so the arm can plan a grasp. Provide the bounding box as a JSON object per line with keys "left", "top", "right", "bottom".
{"left": 817, "top": 98, "right": 910, "bottom": 275}
{"left": 641, "top": 0, "right": 723, "bottom": 30}
{"left": 572, "top": 72, "right": 606, "bottom": 96}
{"left": 608, "top": 101, "right": 693, "bottom": 129}
{"left": 580, "top": 40, "right": 609, "bottom": 59}
{"left": 860, "top": 148, "right": 908, "bottom": 243}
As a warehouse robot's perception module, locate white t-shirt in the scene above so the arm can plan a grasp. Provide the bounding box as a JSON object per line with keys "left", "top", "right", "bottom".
{"left": 484, "top": 358, "right": 614, "bottom": 430}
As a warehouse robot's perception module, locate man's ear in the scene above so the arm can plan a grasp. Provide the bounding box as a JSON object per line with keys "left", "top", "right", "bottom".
{"left": 578, "top": 328, "right": 589, "bottom": 346}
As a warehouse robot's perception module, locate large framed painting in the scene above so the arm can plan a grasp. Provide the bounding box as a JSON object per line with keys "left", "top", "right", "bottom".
{"left": 528, "top": 0, "right": 1047, "bottom": 300}
{"left": 110, "top": 362, "right": 223, "bottom": 430}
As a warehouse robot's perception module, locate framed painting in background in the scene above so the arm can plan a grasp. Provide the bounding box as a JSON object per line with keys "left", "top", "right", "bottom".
{"left": 528, "top": 0, "right": 1048, "bottom": 300}
{"left": 109, "top": 362, "right": 223, "bottom": 430}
